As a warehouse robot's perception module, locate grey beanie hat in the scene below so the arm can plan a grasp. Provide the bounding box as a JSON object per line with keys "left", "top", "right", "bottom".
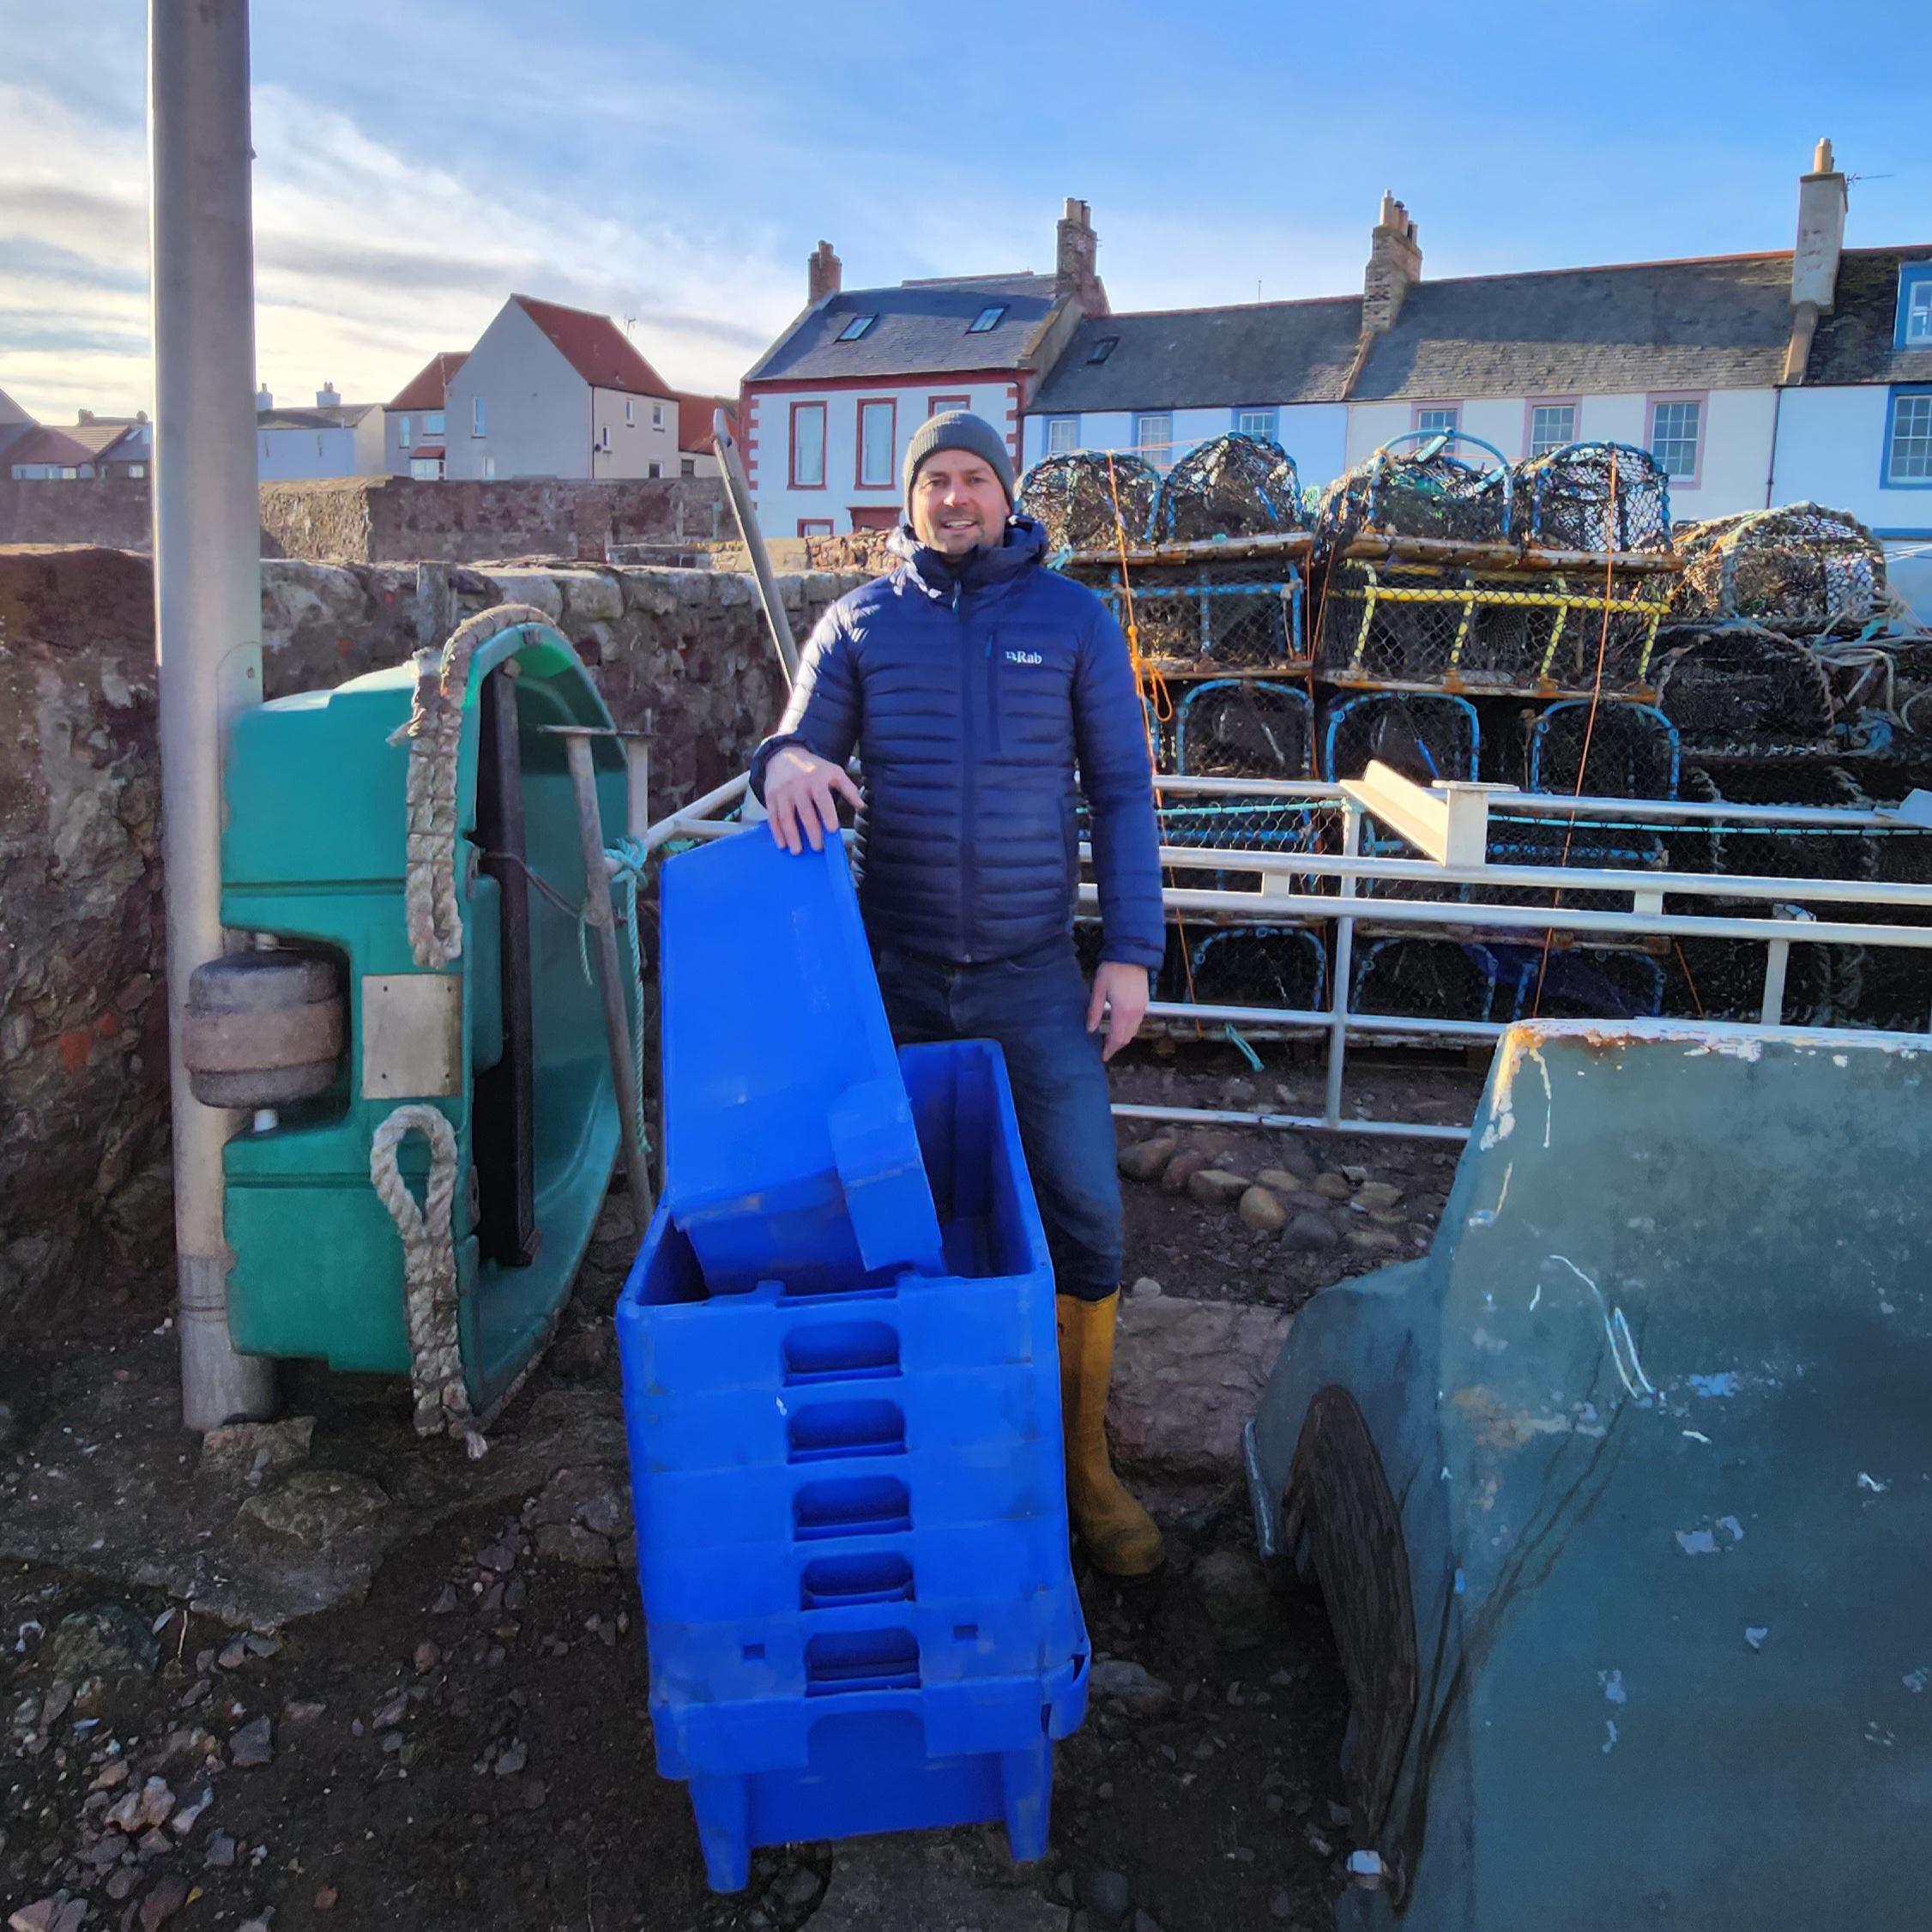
{"left": 902, "top": 410, "right": 1015, "bottom": 516}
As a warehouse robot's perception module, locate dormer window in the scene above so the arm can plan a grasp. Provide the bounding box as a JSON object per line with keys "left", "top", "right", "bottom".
{"left": 836, "top": 315, "right": 877, "bottom": 341}
{"left": 967, "top": 305, "right": 1005, "bottom": 334}
{"left": 1900, "top": 265, "right": 1932, "bottom": 347}
{"left": 1086, "top": 336, "right": 1119, "bottom": 365}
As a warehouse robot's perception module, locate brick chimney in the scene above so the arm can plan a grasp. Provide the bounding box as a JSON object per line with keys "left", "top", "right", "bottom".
{"left": 1782, "top": 138, "right": 1848, "bottom": 383}
{"left": 808, "top": 241, "right": 842, "bottom": 305}
{"left": 1361, "top": 191, "right": 1422, "bottom": 337}
{"left": 1055, "top": 197, "right": 1102, "bottom": 311}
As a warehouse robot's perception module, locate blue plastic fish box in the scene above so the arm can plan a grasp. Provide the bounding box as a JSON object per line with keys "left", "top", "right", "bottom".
{"left": 618, "top": 1037, "right": 1089, "bottom": 1891}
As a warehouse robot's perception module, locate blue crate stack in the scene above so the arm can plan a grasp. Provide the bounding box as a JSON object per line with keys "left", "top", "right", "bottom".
{"left": 617, "top": 830, "right": 1090, "bottom": 1891}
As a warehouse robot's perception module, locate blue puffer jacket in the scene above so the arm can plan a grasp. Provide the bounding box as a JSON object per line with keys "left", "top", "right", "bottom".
{"left": 750, "top": 516, "right": 1163, "bottom": 969}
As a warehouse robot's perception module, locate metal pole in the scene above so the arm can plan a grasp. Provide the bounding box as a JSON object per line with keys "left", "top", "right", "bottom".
{"left": 559, "top": 732, "right": 656, "bottom": 1221}
{"left": 1324, "top": 802, "right": 1363, "bottom": 1129}
{"left": 713, "top": 407, "right": 798, "bottom": 685}
{"left": 151, "top": 0, "right": 276, "bottom": 1430}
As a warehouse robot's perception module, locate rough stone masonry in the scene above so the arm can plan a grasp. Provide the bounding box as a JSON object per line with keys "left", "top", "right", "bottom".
{"left": 0, "top": 543, "right": 864, "bottom": 1325}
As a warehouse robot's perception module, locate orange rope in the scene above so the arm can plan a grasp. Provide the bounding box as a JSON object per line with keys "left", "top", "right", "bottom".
{"left": 1103, "top": 451, "right": 1201, "bottom": 1032}
{"left": 1530, "top": 450, "right": 1620, "bottom": 1017}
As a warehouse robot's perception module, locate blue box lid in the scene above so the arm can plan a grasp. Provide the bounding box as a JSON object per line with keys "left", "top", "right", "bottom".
{"left": 658, "top": 830, "right": 944, "bottom": 1289}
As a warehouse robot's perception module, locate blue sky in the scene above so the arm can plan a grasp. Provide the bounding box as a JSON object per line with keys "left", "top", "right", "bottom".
{"left": 2, "top": 0, "right": 1925, "bottom": 421}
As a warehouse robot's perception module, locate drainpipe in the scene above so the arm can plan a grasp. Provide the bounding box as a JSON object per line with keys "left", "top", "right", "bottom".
{"left": 150, "top": 0, "right": 278, "bottom": 1429}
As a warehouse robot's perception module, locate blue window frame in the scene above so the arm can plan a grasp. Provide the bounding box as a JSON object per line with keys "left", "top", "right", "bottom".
{"left": 1883, "top": 386, "right": 1932, "bottom": 488}
{"left": 1895, "top": 263, "right": 1932, "bottom": 349}
{"left": 1234, "top": 407, "right": 1277, "bottom": 441}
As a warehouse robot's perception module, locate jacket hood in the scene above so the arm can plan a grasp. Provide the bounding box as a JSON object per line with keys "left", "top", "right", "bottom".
{"left": 889, "top": 515, "right": 1049, "bottom": 601}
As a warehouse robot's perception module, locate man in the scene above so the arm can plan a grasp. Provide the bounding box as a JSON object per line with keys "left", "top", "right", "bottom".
{"left": 751, "top": 411, "right": 1165, "bottom": 1577}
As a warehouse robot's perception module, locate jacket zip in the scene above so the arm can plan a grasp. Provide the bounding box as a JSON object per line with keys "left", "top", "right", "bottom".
{"left": 954, "top": 577, "right": 978, "bottom": 962}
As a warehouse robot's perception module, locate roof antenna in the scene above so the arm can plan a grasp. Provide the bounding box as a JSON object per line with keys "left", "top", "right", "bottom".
{"left": 622, "top": 317, "right": 637, "bottom": 336}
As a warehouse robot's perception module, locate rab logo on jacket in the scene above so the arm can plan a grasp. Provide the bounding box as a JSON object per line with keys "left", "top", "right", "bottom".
{"left": 1005, "top": 649, "right": 1044, "bottom": 665}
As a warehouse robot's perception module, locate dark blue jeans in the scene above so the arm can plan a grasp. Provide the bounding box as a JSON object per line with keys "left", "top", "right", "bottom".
{"left": 872, "top": 935, "right": 1123, "bottom": 1302}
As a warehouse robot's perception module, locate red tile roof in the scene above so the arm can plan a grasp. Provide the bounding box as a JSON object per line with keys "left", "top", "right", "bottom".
{"left": 7, "top": 427, "right": 99, "bottom": 469}
{"left": 676, "top": 393, "right": 734, "bottom": 454}
{"left": 514, "top": 295, "right": 673, "bottom": 398}
{"left": 387, "top": 350, "right": 468, "bottom": 412}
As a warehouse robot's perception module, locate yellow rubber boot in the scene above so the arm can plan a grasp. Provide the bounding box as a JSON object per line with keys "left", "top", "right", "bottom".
{"left": 1056, "top": 1291, "right": 1165, "bottom": 1577}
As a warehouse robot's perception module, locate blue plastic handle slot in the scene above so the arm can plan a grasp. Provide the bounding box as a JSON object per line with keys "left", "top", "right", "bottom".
{"left": 804, "top": 1627, "right": 921, "bottom": 1696}
{"left": 787, "top": 1399, "right": 907, "bottom": 1464}
{"left": 782, "top": 1321, "right": 901, "bottom": 1386}
{"left": 799, "top": 1553, "right": 915, "bottom": 1610}
{"left": 792, "top": 1476, "right": 912, "bottom": 1541}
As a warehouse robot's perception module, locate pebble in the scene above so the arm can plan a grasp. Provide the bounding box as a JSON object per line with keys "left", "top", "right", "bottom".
{"left": 1237, "top": 1186, "right": 1287, "bottom": 1233}
{"left": 1077, "top": 1867, "right": 1134, "bottom": 1928}
{"left": 1270, "top": 1891, "right": 1295, "bottom": 1922}
{"left": 204, "top": 1834, "right": 237, "bottom": 1869}
{"left": 1159, "top": 1150, "right": 1211, "bottom": 1195}
{"left": 1270, "top": 1137, "right": 1321, "bottom": 1182}
{"left": 139, "top": 1875, "right": 188, "bottom": 1932}
{"left": 1186, "top": 1168, "right": 1250, "bottom": 1208}
{"left": 1312, "top": 1172, "right": 1352, "bottom": 1201}
{"left": 283, "top": 1700, "right": 325, "bottom": 1724}
{"left": 430, "top": 1585, "right": 461, "bottom": 1616}
{"left": 106, "top": 1869, "right": 140, "bottom": 1902}
{"left": 494, "top": 1741, "right": 528, "bottom": 1776}
{"left": 136, "top": 1830, "right": 172, "bottom": 1859}
{"left": 372, "top": 1693, "right": 408, "bottom": 1729}
{"left": 169, "top": 1786, "right": 214, "bottom": 1835}
{"left": 1087, "top": 1657, "right": 1174, "bottom": 1716}
{"left": 314, "top": 1886, "right": 338, "bottom": 1910}
{"left": 1345, "top": 1228, "right": 1403, "bottom": 1253}
{"left": 1116, "top": 1136, "right": 1177, "bottom": 1182}
{"left": 228, "top": 1715, "right": 274, "bottom": 1767}
{"left": 1128, "top": 1276, "right": 1162, "bottom": 1299}
{"left": 413, "top": 1642, "right": 441, "bottom": 1674}
{"left": 1355, "top": 1180, "right": 1404, "bottom": 1211}
{"left": 1281, "top": 1211, "right": 1340, "bottom": 1254}
{"left": 1253, "top": 1167, "right": 1306, "bottom": 1194}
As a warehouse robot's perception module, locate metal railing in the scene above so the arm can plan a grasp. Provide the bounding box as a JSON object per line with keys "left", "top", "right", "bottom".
{"left": 641, "top": 766, "right": 1932, "bottom": 1144}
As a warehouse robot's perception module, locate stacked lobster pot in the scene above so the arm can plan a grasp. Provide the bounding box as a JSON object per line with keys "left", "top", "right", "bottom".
{"left": 1649, "top": 504, "right": 1932, "bottom": 1027}
{"left": 1311, "top": 436, "right": 1683, "bottom": 1029}
{"left": 1023, "top": 437, "right": 1331, "bottom": 1018}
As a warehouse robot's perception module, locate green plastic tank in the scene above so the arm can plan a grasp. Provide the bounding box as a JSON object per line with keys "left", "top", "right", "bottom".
{"left": 216, "top": 616, "right": 625, "bottom": 1417}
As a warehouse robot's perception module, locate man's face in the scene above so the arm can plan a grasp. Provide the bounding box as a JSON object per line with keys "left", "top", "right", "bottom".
{"left": 909, "top": 451, "right": 1008, "bottom": 556}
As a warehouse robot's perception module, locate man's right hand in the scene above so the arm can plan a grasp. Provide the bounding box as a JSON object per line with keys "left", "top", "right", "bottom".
{"left": 763, "top": 746, "right": 863, "bottom": 854}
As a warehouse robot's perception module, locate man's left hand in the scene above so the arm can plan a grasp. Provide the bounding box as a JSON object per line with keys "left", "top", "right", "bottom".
{"left": 1086, "top": 961, "right": 1150, "bottom": 1063}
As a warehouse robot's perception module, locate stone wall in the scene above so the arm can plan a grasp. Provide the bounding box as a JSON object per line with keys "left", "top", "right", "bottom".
{"left": 0, "top": 544, "right": 860, "bottom": 1329}
{"left": 0, "top": 474, "right": 731, "bottom": 565}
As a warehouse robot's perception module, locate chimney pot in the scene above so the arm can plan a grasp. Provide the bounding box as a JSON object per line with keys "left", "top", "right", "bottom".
{"left": 1814, "top": 136, "right": 1833, "bottom": 174}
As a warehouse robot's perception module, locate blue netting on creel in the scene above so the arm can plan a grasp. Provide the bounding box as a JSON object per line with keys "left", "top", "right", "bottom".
{"left": 1151, "top": 434, "right": 1305, "bottom": 541}
{"left": 1185, "top": 924, "right": 1329, "bottom": 1013}
{"left": 1017, "top": 451, "right": 1156, "bottom": 557}
{"left": 1321, "top": 691, "right": 1480, "bottom": 784}
{"left": 1351, "top": 938, "right": 1505, "bottom": 1023}
{"left": 1517, "top": 442, "right": 1672, "bottom": 553}
{"left": 1526, "top": 699, "right": 1681, "bottom": 800}
{"left": 1314, "top": 432, "right": 1513, "bottom": 555}
{"left": 1108, "top": 570, "right": 1307, "bottom": 668}
{"left": 1491, "top": 945, "right": 1664, "bottom": 1023}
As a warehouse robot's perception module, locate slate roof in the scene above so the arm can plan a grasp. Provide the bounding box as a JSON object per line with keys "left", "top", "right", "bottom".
{"left": 745, "top": 273, "right": 1059, "bottom": 383}
{"left": 513, "top": 295, "right": 673, "bottom": 398}
{"left": 6, "top": 427, "right": 100, "bottom": 468}
{"left": 257, "top": 403, "right": 378, "bottom": 431}
{"left": 1030, "top": 297, "right": 1364, "bottom": 412}
{"left": 1808, "top": 246, "right": 1932, "bottom": 386}
{"left": 387, "top": 350, "right": 469, "bottom": 412}
{"left": 1032, "top": 247, "right": 1932, "bottom": 414}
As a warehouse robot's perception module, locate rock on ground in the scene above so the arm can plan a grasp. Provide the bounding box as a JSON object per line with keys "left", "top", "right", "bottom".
{"left": 810, "top": 1832, "right": 1065, "bottom": 1932}
{"left": 1110, "top": 1297, "right": 1291, "bottom": 1479}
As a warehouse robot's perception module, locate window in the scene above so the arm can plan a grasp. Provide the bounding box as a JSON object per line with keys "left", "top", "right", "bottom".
{"left": 482, "top": 455, "right": 497, "bottom": 479}
{"left": 648, "top": 461, "right": 662, "bottom": 478}
{"left": 625, "top": 399, "right": 635, "bottom": 426}
{"left": 791, "top": 401, "right": 826, "bottom": 488}
{"left": 928, "top": 393, "right": 969, "bottom": 418}
{"left": 967, "top": 305, "right": 1006, "bottom": 334}
{"left": 857, "top": 399, "right": 895, "bottom": 486}
{"left": 471, "top": 397, "right": 486, "bottom": 437}
{"left": 1086, "top": 336, "right": 1119, "bottom": 365}
{"left": 1413, "top": 405, "right": 1459, "bottom": 437}
{"left": 1648, "top": 395, "right": 1703, "bottom": 481}
{"left": 798, "top": 518, "right": 834, "bottom": 536}
{"left": 409, "top": 456, "right": 444, "bottom": 480}
{"left": 1133, "top": 413, "right": 1173, "bottom": 468}
{"left": 424, "top": 411, "right": 444, "bottom": 435}
{"left": 598, "top": 426, "right": 610, "bottom": 450}
{"left": 680, "top": 456, "right": 697, "bottom": 477}
{"left": 1886, "top": 389, "right": 1932, "bottom": 485}
{"left": 652, "top": 402, "right": 666, "bottom": 429}
{"left": 1235, "top": 408, "right": 1277, "bottom": 441}
{"left": 127, "top": 462, "right": 146, "bottom": 479}
{"left": 1047, "top": 416, "right": 1080, "bottom": 455}
{"left": 836, "top": 314, "right": 877, "bottom": 341}
{"left": 1528, "top": 402, "right": 1577, "bottom": 457}
{"left": 397, "top": 414, "right": 413, "bottom": 449}
{"left": 1897, "top": 265, "right": 1932, "bottom": 347}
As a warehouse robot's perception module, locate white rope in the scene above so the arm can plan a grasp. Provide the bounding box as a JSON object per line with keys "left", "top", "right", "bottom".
{"left": 389, "top": 602, "right": 554, "bottom": 969}
{"left": 369, "top": 1103, "right": 486, "bottom": 1457}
